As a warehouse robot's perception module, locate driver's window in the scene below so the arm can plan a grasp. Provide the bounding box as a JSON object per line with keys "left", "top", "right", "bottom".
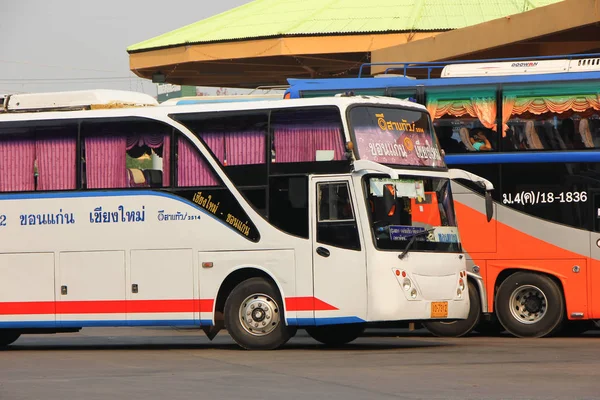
{"left": 318, "top": 182, "right": 354, "bottom": 221}
{"left": 316, "top": 182, "right": 360, "bottom": 250}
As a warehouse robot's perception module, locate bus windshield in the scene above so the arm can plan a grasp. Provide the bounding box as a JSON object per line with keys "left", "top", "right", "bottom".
{"left": 349, "top": 106, "right": 445, "bottom": 168}
{"left": 364, "top": 175, "right": 460, "bottom": 252}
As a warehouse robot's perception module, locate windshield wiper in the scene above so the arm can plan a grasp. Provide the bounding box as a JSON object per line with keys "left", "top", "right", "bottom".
{"left": 398, "top": 228, "right": 436, "bottom": 260}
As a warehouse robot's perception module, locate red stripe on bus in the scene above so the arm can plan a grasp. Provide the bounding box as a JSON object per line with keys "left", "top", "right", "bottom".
{"left": 0, "top": 299, "right": 214, "bottom": 315}
{"left": 285, "top": 297, "right": 338, "bottom": 311}
{"left": 0, "top": 301, "right": 56, "bottom": 315}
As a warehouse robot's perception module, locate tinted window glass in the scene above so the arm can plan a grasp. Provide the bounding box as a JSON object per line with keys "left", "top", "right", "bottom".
{"left": 501, "top": 162, "right": 592, "bottom": 230}
{"left": 350, "top": 105, "right": 444, "bottom": 168}
{"left": 426, "top": 88, "right": 498, "bottom": 154}
{"left": 363, "top": 174, "right": 460, "bottom": 253}
{"left": 0, "top": 121, "right": 77, "bottom": 192}
{"left": 171, "top": 112, "right": 268, "bottom": 187}
{"left": 503, "top": 115, "right": 600, "bottom": 152}
{"left": 270, "top": 108, "right": 346, "bottom": 164}
{"left": 502, "top": 83, "right": 600, "bottom": 151}
{"left": 268, "top": 176, "right": 308, "bottom": 238}
{"left": 81, "top": 118, "right": 171, "bottom": 189}
{"left": 175, "top": 133, "right": 261, "bottom": 242}
{"left": 316, "top": 182, "right": 360, "bottom": 250}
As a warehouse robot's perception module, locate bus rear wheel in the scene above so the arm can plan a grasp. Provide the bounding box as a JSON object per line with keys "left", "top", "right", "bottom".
{"left": 224, "top": 277, "right": 293, "bottom": 350}
{"left": 0, "top": 331, "right": 20, "bottom": 348}
{"left": 422, "top": 281, "right": 481, "bottom": 337}
{"left": 305, "top": 323, "right": 365, "bottom": 346}
{"left": 495, "top": 272, "right": 564, "bottom": 338}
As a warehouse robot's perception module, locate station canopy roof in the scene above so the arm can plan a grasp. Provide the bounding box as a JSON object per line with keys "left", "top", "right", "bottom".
{"left": 127, "top": 0, "right": 563, "bottom": 88}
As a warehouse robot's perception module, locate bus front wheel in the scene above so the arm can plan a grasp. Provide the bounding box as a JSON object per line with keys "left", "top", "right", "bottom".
{"left": 422, "top": 281, "right": 481, "bottom": 337}
{"left": 495, "top": 272, "right": 564, "bottom": 338}
{"left": 0, "top": 331, "right": 20, "bottom": 348}
{"left": 305, "top": 323, "right": 365, "bottom": 346}
{"left": 224, "top": 277, "right": 293, "bottom": 350}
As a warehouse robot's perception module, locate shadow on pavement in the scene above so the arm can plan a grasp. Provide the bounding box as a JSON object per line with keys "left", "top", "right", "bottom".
{"left": 4, "top": 335, "right": 455, "bottom": 352}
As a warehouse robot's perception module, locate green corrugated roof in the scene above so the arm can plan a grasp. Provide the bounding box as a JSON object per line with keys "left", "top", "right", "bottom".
{"left": 127, "top": 0, "right": 563, "bottom": 52}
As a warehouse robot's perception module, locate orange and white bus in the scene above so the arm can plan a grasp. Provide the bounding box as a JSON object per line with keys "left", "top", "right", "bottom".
{"left": 285, "top": 53, "right": 600, "bottom": 337}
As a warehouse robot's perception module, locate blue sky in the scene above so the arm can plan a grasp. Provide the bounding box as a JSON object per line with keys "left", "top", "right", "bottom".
{"left": 1, "top": 0, "right": 252, "bottom": 95}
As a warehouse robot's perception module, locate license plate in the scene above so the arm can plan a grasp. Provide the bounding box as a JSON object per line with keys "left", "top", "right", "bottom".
{"left": 431, "top": 301, "right": 448, "bottom": 318}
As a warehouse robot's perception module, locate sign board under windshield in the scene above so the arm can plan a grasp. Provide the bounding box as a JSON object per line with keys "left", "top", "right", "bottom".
{"left": 350, "top": 106, "right": 445, "bottom": 168}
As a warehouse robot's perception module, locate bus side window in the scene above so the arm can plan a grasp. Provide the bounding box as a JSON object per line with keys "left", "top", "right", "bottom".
{"left": 170, "top": 111, "right": 268, "bottom": 215}
{"left": 316, "top": 182, "right": 360, "bottom": 250}
{"left": 270, "top": 108, "right": 345, "bottom": 163}
{"left": 0, "top": 121, "right": 77, "bottom": 192}
{"left": 81, "top": 118, "right": 171, "bottom": 189}
{"left": 426, "top": 91, "right": 498, "bottom": 153}
{"left": 174, "top": 132, "right": 261, "bottom": 242}
{"left": 268, "top": 176, "right": 309, "bottom": 238}
{"left": 176, "top": 134, "right": 220, "bottom": 187}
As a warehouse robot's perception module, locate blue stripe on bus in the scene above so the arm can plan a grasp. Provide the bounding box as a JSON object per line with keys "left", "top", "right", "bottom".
{"left": 0, "top": 318, "right": 366, "bottom": 329}
{"left": 287, "top": 317, "right": 365, "bottom": 326}
{"left": 0, "top": 319, "right": 206, "bottom": 329}
{"left": 287, "top": 71, "right": 600, "bottom": 93}
{"left": 444, "top": 151, "right": 600, "bottom": 165}
{"left": 0, "top": 189, "right": 191, "bottom": 202}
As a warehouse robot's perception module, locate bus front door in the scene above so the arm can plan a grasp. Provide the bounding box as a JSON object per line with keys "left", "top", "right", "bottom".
{"left": 310, "top": 176, "right": 367, "bottom": 325}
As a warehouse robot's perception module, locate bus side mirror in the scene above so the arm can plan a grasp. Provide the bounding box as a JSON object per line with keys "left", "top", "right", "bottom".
{"left": 485, "top": 190, "right": 493, "bottom": 222}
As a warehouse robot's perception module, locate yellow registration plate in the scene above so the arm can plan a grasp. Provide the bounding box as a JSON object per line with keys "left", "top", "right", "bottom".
{"left": 431, "top": 302, "right": 448, "bottom": 318}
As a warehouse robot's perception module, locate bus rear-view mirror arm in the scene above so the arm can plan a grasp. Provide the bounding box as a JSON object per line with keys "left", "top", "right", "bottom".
{"left": 448, "top": 168, "right": 494, "bottom": 222}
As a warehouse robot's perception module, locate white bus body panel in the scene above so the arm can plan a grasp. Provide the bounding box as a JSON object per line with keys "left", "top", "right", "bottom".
{"left": 365, "top": 251, "right": 468, "bottom": 321}
{"left": 0, "top": 253, "right": 55, "bottom": 326}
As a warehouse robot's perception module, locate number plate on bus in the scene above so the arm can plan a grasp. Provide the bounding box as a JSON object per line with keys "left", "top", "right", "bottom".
{"left": 431, "top": 302, "right": 448, "bottom": 318}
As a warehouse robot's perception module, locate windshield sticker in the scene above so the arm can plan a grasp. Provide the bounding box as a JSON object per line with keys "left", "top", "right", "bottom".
{"left": 432, "top": 227, "right": 460, "bottom": 243}
{"left": 389, "top": 226, "right": 459, "bottom": 243}
{"left": 389, "top": 226, "right": 427, "bottom": 241}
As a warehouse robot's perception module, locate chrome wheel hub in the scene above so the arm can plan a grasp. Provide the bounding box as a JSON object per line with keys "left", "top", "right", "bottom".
{"left": 239, "top": 293, "right": 280, "bottom": 336}
{"left": 509, "top": 285, "right": 548, "bottom": 324}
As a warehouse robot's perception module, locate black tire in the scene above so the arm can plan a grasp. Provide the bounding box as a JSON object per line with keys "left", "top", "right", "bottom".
{"left": 305, "top": 323, "right": 366, "bottom": 346}
{"left": 422, "top": 281, "right": 481, "bottom": 337}
{"left": 224, "top": 277, "right": 292, "bottom": 350}
{"left": 495, "top": 272, "right": 564, "bottom": 338}
{"left": 0, "top": 331, "right": 20, "bottom": 348}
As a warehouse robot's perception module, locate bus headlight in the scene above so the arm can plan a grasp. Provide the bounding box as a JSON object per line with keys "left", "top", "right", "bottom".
{"left": 402, "top": 278, "right": 412, "bottom": 291}
{"left": 410, "top": 288, "right": 418, "bottom": 299}
{"left": 459, "top": 278, "right": 465, "bottom": 291}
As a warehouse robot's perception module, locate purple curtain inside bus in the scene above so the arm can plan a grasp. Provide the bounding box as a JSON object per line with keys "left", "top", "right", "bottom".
{"left": 272, "top": 124, "right": 344, "bottom": 163}
{"left": 177, "top": 137, "right": 219, "bottom": 187}
{"left": 0, "top": 139, "right": 35, "bottom": 192}
{"left": 36, "top": 135, "right": 76, "bottom": 191}
{"left": 85, "top": 136, "right": 128, "bottom": 189}
{"left": 224, "top": 131, "right": 265, "bottom": 165}
{"left": 197, "top": 131, "right": 265, "bottom": 166}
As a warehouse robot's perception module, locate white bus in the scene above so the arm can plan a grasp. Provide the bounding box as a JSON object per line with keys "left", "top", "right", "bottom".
{"left": 0, "top": 89, "right": 493, "bottom": 350}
